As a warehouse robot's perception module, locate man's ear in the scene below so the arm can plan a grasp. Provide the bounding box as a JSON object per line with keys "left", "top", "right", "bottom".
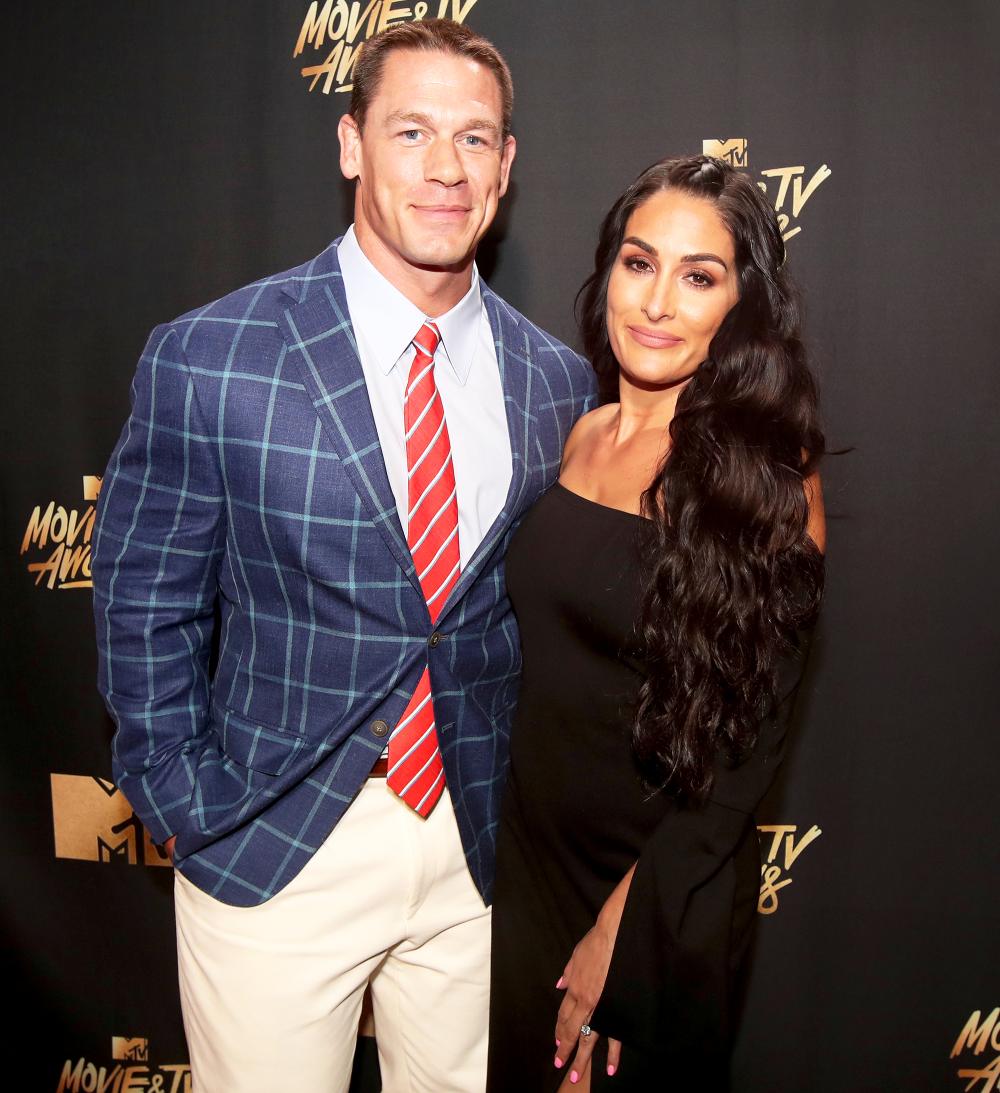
{"left": 338, "top": 114, "right": 362, "bottom": 181}
{"left": 497, "top": 134, "right": 516, "bottom": 199}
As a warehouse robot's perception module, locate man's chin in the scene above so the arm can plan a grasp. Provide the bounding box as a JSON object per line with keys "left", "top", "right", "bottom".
{"left": 400, "top": 217, "right": 486, "bottom": 268}
{"left": 404, "top": 243, "right": 476, "bottom": 274}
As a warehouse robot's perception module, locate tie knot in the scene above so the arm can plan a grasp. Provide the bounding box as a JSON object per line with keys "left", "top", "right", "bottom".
{"left": 413, "top": 321, "right": 440, "bottom": 359}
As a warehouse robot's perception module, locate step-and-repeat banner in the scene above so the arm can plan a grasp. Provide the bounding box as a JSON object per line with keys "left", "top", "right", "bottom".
{"left": 4, "top": 2, "right": 998, "bottom": 1089}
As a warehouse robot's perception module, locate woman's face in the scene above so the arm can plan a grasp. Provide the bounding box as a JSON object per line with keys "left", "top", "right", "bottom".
{"left": 606, "top": 188, "right": 740, "bottom": 397}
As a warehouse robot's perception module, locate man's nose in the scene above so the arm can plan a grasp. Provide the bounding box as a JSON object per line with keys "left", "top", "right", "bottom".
{"left": 425, "top": 137, "right": 467, "bottom": 187}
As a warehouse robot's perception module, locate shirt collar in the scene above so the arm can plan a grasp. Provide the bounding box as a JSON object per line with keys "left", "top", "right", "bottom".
{"left": 337, "top": 225, "right": 482, "bottom": 386}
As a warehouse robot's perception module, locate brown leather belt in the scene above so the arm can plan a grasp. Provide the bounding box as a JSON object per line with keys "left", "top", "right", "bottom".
{"left": 369, "top": 757, "right": 389, "bottom": 778}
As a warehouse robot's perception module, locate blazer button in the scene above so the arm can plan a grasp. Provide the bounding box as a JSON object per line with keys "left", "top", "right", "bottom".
{"left": 371, "top": 719, "right": 390, "bottom": 738}
{"left": 428, "top": 632, "right": 442, "bottom": 647}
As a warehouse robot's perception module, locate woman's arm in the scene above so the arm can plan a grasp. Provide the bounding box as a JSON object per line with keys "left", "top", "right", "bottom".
{"left": 553, "top": 864, "right": 636, "bottom": 1082}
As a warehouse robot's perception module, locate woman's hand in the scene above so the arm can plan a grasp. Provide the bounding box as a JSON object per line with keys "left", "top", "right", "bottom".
{"left": 554, "top": 923, "right": 623, "bottom": 1082}
{"left": 553, "top": 864, "right": 635, "bottom": 1081}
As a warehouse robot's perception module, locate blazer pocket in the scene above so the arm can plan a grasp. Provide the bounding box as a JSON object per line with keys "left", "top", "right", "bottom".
{"left": 218, "top": 707, "right": 306, "bottom": 776}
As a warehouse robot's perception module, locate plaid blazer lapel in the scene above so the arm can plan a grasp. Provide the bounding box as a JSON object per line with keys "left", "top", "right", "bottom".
{"left": 276, "top": 243, "right": 417, "bottom": 589}
{"left": 437, "top": 285, "right": 538, "bottom": 622}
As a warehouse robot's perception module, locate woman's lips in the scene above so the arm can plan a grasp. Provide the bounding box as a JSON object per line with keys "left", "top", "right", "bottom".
{"left": 627, "top": 325, "right": 683, "bottom": 349}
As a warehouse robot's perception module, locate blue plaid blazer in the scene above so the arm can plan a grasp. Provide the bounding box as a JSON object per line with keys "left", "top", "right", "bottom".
{"left": 93, "top": 238, "right": 597, "bottom": 907}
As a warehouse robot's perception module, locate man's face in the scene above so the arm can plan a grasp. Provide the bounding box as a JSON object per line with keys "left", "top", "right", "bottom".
{"left": 339, "top": 48, "right": 515, "bottom": 280}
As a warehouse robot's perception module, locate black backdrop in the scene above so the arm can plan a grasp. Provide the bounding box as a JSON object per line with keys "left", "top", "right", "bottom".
{"left": 4, "top": 2, "right": 999, "bottom": 1090}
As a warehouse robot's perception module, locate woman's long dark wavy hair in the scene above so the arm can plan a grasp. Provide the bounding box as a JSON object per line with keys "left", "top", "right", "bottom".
{"left": 577, "top": 154, "right": 825, "bottom": 803}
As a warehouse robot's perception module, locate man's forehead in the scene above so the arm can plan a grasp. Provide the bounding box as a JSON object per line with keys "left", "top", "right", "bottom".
{"left": 371, "top": 49, "right": 503, "bottom": 122}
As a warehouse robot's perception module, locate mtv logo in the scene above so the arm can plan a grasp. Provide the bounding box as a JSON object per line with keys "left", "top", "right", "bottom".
{"left": 82, "top": 475, "right": 103, "bottom": 501}
{"left": 112, "top": 1037, "right": 149, "bottom": 1062}
{"left": 703, "top": 138, "right": 749, "bottom": 168}
{"left": 50, "top": 774, "right": 170, "bottom": 867}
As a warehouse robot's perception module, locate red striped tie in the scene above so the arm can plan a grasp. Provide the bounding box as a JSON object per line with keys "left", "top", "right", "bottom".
{"left": 387, "top": 322, "right": 460, "bottom": 817}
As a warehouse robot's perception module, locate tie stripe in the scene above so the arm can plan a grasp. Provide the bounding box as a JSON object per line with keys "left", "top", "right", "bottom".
{"left": 386, "top": 321, "right": 458, "bottom": 817}
{"left": 387, "top": 721, "right": 435, "bottom": 777}
{"left": 409, "top": 464, "right": 454, "bottom": 528}
{"left": 407, "top": 425, "right": 449, "bottom": 487}
{"left": 409, "top": 486, "right": 457, "bottom": 555}
{"left": 405, "top": 390, "right": 441, "bottom": 444}
{"left": 418, "top": 524, "right": 459, "bottom": 582}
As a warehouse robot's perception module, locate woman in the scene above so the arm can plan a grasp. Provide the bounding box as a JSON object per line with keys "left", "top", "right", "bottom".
{"left": 487, "top": 154, "right": 826, "bottom": 1092}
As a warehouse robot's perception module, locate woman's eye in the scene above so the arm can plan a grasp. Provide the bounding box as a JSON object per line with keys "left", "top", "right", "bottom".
{"left": 624, "top": 256, "right": 653, "bottom": 274}
{"left": 686, "top": 270, "right": 714, "bottom": 288}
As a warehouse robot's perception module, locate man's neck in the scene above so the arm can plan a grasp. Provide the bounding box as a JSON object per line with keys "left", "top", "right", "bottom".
{"left": 352, "top": 221, "right": 474, "bottom": 318}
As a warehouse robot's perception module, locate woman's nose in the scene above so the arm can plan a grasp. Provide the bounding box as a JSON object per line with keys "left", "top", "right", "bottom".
{"left": 641, "top": 276, "right": 676, "bottom": 322}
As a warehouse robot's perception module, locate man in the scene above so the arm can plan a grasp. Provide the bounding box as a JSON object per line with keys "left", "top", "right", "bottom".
{"left": 93, "top": 18, "right": 595, "bottom": 1093}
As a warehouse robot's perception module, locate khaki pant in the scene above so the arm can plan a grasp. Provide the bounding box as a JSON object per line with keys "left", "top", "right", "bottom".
{"left": 174, "top": 780, "right": 492, "bottom": 1092}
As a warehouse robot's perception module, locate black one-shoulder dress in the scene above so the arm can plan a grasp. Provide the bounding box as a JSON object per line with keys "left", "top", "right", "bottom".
{"left": 487, "top": 483, "right": 810, "bottom": 1092}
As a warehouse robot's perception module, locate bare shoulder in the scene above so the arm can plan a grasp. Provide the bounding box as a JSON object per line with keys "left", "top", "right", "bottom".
{"left": 804, "top": 471, "right": 826, "bottom": 555}
{"left": 562, "top": 404, "right": 616, "bottom": 469}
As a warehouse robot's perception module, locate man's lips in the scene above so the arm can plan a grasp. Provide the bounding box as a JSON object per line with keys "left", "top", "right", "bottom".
{"left": 412, "top": 204, "right": 470, "bottom": 216}
{"left": 627, "top": 324, "right": 683, "bottom": 349}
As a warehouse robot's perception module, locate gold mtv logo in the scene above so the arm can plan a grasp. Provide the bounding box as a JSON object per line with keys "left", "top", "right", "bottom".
{"left": 50, "top": 775, "right": 170, "bottom": 867}
{"left": 700, "top": 136, "right": 831, "bottom": 242}
{"left": 294, "top": 0, "right": 483, "bottom": 94}
{"left": 703, "top": 137, "right": 749, "bottom": 168}
{"left": 21, "top": 475, "right": 102, "bottom": 590}
{"left": 757, "top": 823, "right": 822, "bottom": 914}
{"left": 951, "top": 1007, "right": 1000, "bottom": 1089}
{"left": 112, "top": 1037, "right": 149, "bottom": 1062}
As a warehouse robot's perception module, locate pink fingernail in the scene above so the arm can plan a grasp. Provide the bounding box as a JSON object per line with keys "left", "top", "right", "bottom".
{"left": 556, "top": 976, "right": 566, "bottom": 988}
{"left": 555, "top": 1039, "right": 561, "bottom": 1047}
{"left": 554, "top": 1054, "right": 564, "bottom": 1068}
{"left": 570, "top": 1071, "right": 579, "bottom": 1084}
{"left": 607, "top": 1064, "right": 617, "bottom": 1076}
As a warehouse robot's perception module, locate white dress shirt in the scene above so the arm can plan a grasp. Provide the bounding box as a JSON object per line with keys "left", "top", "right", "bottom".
{"left": 337, "top": 226, "right": 513, "bottom": 571}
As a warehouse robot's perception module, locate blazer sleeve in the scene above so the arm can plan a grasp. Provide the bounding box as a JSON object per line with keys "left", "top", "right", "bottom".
{"left": 589, "top": 631, "right": 814, "bottom": 1058}
{"left": 92, "top": 324, "right": 226, "bottom": 845}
